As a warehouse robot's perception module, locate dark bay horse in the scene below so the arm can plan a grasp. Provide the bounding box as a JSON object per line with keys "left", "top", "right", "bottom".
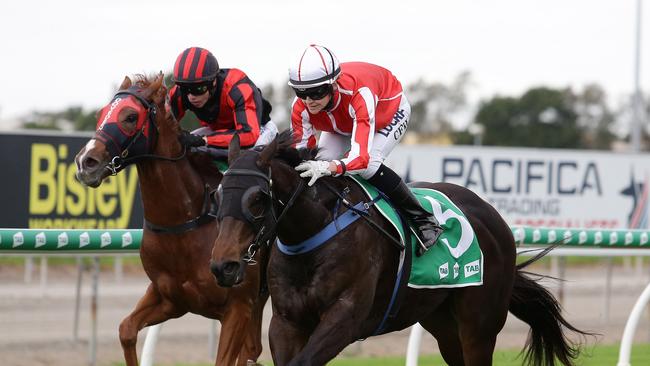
{"left": 210, "top": 131, "right": 589, "bottom": 366}
{"left": 75, "top": 74, "right": 267, "bottom": 366}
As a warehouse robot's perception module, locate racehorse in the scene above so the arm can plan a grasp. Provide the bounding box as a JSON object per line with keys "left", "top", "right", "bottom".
{"left": 75, "top": 73, "right": 268, "bottom": 366}
{"left": 209, "top": 130, "right": 590, "bottom": 366}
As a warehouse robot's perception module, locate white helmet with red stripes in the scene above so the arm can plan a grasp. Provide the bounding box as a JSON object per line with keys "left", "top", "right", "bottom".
{"left": 288, "top": 44, "right": 341, "bottom": 89}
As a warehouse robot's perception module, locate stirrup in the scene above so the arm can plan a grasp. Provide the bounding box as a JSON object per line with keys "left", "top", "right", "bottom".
{"left": 415, "top": 225, "right": 443, "bottom": 257}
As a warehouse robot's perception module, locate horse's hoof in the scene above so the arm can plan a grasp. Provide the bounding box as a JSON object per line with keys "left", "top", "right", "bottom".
{"left": 246, "top": 360, "right": 264, "bottom": 366}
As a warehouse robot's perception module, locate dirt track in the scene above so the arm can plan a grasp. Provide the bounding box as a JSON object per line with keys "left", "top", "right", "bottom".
{"left": 0, "top": 261, "right": 649, "bottom": 366}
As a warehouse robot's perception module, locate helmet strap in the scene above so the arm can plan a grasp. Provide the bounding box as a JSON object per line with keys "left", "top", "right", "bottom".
{"left": 324, "top": 84, "right": 338, "bottom": 111}
{"left": 208, "top": 79, "right": 218, "bottom": 97}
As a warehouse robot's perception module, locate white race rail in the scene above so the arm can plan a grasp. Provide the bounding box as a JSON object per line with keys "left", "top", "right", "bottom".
{"left": 617, "top": 283, "right": 650, "bottom": 366}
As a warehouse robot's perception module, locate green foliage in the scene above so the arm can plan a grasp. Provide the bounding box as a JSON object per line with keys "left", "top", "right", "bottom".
{"left": 406, "top": 71, "right": 471, "bottom": 135}
{"left": 22, "top": 106, "right": 99, "bottom": 131}
{"left": 466, "top": 85, "right": 617, "bottom": 149}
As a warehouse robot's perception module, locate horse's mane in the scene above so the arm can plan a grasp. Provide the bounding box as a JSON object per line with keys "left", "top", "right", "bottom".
{"left": 132, "top": 73, "right": 157, "bottom": 88}
{"left": 273, "top": 130, "right": 317, "bottom": 167}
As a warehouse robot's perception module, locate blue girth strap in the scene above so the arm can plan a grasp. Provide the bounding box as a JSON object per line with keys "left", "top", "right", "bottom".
{"left": 275, "top": 192, "right": 409, "bottom": 338}
{"left": 276, "top": 201, "right": 368, "bottom": 255}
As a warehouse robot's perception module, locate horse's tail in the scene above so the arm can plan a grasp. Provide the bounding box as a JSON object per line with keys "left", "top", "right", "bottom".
{"left": 509, "top": 246, "right": 593, "bottom": 366}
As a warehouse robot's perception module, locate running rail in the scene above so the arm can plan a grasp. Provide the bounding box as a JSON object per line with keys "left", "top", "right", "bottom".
{"left": 0, "top": 227, "right": 648, "bottom": 252}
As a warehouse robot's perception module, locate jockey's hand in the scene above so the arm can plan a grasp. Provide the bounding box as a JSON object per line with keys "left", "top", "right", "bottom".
{"left": 295, "top": 160, "right": 332, "bottom": 186}
{"left": 178, "top": 130, "right": 206, "bottom": 147}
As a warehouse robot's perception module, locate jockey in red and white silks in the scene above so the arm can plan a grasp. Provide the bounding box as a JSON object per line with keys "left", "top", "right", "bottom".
{"left": 291, "top": 61, "right": 410, "bottom": 180}
{"left": 288, "top": 44, "right": 443, "bottom": 255}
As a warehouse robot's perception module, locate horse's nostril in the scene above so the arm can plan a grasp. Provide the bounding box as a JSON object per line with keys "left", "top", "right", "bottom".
{"left": 223, "top": 262, "right": 239, "bottom": 275}
{"left": 83, "top": 157, "right": 99, "bottom": 170}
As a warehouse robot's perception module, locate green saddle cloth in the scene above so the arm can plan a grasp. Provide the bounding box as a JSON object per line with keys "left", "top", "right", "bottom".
{"left": 213, "top": 160, "right": 228, "bottom": 173}
{"left": 350, "top": 176, "right": 483, "bottom": 288}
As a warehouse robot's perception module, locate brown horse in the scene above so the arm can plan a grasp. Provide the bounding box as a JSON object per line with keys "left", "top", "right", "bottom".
{"left": 210, "top": 131, "right": 590, "bottom": 366}
{"left": 74, "top": 74, "right": 267, "bottom": 366}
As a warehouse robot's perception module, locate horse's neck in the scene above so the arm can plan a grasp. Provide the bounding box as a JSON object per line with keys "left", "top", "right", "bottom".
{"left": 272, "top": 163, "right": 335, "bottom": 245}
{"left": 137, "top": 140, "right": 206, "bottom": 225}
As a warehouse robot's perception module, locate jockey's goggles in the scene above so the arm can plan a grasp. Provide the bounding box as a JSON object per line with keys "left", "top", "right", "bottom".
{"left": 292, "top": 84, "right": 332, "bottom": 100}
{"left": 178, "top": 81, "right": 213, "bottom": 96}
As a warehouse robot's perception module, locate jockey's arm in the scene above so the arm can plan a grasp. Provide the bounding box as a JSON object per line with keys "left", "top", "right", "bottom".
{"left": 205, "top": 84, "right": 261, "bottom": 148}
{"left": 334, "top": 90, "right": 374, "bottom": 176}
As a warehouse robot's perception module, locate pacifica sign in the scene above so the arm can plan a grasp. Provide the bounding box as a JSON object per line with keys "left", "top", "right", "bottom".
{"left": 387, "top": 145, "right": 649, "bottom": 229}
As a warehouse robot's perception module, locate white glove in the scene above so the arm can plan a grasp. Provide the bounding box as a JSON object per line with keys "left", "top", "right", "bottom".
{"left": 295, "top": 160, "right": 332, "bottom": 186}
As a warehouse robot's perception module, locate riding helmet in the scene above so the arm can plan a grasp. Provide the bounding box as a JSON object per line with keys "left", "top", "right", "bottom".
{"left": 288, "top": 44, "right": 341, "bottom": 89}
{"left": 172, "top": 47, "right": 219, "bottom": 83}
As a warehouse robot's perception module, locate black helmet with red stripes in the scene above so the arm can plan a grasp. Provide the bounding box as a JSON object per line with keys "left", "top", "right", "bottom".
{"left": 172, "top": 47, "right": 219, "bottom": 84}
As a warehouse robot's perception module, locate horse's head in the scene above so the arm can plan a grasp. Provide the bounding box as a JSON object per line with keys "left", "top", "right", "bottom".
{"left": 75, "top": 73, "right": 170, "bottom": 187}
{"left": 209, "top": 135, "right": 279, "bottom": 287}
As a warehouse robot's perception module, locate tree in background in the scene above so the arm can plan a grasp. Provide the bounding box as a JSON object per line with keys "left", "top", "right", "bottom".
{"left": 406, "top": 71, "right": 471, "bottom": 139}
{"left": 22, "top": 106, "right": 98, "bottom": 131}
{"left": 573, "top": 84, "right": 617, "bottom": 149}
{"left": 463, "top": 85, "right": 617, "bottom": 149}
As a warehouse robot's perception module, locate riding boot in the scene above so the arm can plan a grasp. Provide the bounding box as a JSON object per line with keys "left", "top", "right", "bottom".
{"left": 387, "top": 180, "right": 443, "bottom": 256}
{"left": 367, "top": 165, "right": 443, "bottom": 256}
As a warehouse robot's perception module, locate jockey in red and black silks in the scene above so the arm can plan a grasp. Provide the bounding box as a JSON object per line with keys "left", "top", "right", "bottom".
{"left": 168, "top": 47, "right": 277, "bottom": 149}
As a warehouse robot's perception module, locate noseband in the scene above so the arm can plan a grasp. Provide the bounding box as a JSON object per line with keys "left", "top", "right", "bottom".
{"left": 221, "top": 167, "right": 305, "bottom": 263}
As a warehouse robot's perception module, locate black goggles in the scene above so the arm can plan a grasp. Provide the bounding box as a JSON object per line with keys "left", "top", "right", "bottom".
{"left": 293, "top": 84, "right": 332, "bottom": 100}
{"left": 179, "top": 81, "right": 213, "bottom": 96}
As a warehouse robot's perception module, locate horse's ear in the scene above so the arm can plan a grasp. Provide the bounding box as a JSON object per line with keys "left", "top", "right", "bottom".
{"left": 228, "top": 134, "right": 241, "bottom": 165}
{"left": 119, "top": 76, "right": 132, "bottom": 90}
{"left": 257, "top": 138, "right": 277, "bottom": 168}
{"left": 143, "top": 73, "right": 164, "bottom": 101}
{"left": 151, "top": 72, "right": 167, "bottom": 105}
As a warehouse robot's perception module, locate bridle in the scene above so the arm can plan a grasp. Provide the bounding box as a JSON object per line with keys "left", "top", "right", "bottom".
{"left": 94, "top": 88, "right": 188, "bottom": 175}
{"left": 220, "top": 167, "right": 306, "bottom": 264}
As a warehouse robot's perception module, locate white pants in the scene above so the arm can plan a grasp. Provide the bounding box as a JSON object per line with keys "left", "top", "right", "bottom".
{"left": 316, "top": 95, "right": 411, "bottom": 179}
{"left": 254, "top": 120, "right": 278, "bottom": 147}
{"left": 192, "top": 120, "right": 278, "bottom": 148}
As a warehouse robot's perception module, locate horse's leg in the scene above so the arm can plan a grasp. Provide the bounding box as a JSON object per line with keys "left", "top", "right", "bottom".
{"left": 419, "top": 308, "right": 464, "bottom": 366}
{"left": 238, "top": 294, "right": 268, "bottom": 365}
{"left": 281, "top": 298, "right": 368, "bottom": 366}
{"left": 455, "top": 286, "right": 509, "bottom": 366}
{"left": 215, "top": 300, "right": 254, "bottom": 366}
{"left": 268, "top": 314, "right": 309, "bottom": 366}
{"left": 119, "top": 283, "right": 184, "bottom": 366}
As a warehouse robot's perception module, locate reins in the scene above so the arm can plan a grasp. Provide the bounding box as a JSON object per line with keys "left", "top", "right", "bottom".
{"left": 320, "top": 180, "right": 405, "bottom": 251}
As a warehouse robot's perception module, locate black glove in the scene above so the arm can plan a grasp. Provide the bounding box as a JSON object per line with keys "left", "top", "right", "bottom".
{"left": 179, "top": 130, "right": 206, "bottom": 147}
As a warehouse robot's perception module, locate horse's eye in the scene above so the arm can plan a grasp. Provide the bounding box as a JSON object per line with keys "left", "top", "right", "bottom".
{"left": 125, "top": 114, "right": 138, "bottom": 124}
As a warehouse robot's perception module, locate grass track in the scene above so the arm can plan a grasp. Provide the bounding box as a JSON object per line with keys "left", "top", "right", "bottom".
{"left": 116, "top": 343, "right": 650, "bottom": 366}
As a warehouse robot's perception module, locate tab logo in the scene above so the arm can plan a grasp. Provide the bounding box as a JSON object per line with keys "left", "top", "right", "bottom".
{"left": 464, "top": 259, "right": 480, "bottom": 278}
{"left": 438, "top": 262, "right": 449, "bottom": 280}
{"left": 57, "top": 232, "right": 69, "bottom": 248}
